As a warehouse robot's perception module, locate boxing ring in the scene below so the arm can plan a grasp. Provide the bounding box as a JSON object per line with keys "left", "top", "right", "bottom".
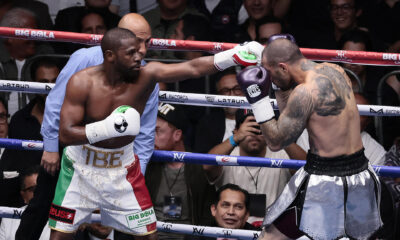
{"left": 0, "top": 26, "right": 400, "bottom": 239}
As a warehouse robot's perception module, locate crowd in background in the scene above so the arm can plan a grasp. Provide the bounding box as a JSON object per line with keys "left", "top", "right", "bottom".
{"left": 0, "top": 0, "right": 399, "bottom": 239}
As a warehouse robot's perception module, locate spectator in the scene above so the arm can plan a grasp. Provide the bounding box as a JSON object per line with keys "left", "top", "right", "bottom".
{"left": 0, "top": 8, "right": 53, "bottom": 116}
{"left": 338, "top": 28, "right": 388, "bottom": 105}
{"left": 194, "top": 68, "right": 244, "bottom": 153}
{"left": 0, "top": 59, "right": 59, "bottom": 208}
{"left": 239, "top": 0, "right": 273, "bottom": 41}
{"left": 145, "top": 103, "right": 217, "bottom": 239}
{"left": 294, "top": 0, "right": 362, "bottom": 49}
{"left": 0, "top": 165, "right": 50, "bottom": 239}
{"left": 171, "top": 14, "right": 209, "bottom": 60}
{"left": 37, "top": 0, "right": 85, "bottom": 21}
{"left": 204, "top": 109, "right": 291, "bottom": 225}
{"left": 0, "top": 96, "right": 8, "bottom": 143}
{"left": 0, "top": 97, "right": 12, "bottom": 207}
{"left": 296, "top": 93, "right": 386, "bottom": 166}
{"left": 0, "top": 0, "right": 53, "bottom": 30}
{"left": 0, "top": 0, "right": 12, "bottom": 21}
{"left": 339, "top": 29, "right": 372, "bottom": 92}
{"left": 192, "top": 0, "right": 248, "bottom": 42}
{"left": 109, "top": 0, "right": 130, "bottom": 16}
{"left": 194, "top": 184, "right": 259, "bottom": 240}
{"left": 380, "top": 73, "right": 400, "bottom": 150}
{"left": 377, "top": 138, "right": 400, "bottom": 239}
{"left": 255, "top": 15, "right": 285, "bottom": 44}
{"left": 272, "top": 0, "right": 292, "bottom": 19}
{"left": 54, "top": 0, "right": 120, "bottom": 54}
{"left": 143, "top": 0, "right": 208, "bottom": 59}
{"left": 338, "top": 29, "right": 399, "bottom": 150}
{"left": 79, "top": 11, "right": 107, "bottom": 35}
{"left": 167, "top": 14, "right": 210, "bottom": 148}
{"left": 286, "top": 0, "right": 332, "bottom": 48}
{"left": 12, "top": 0, "right": 54, "bottom": 30}
{"left": 211, "top": 184, "right": 259, "bottom": 230}
{"left": 330, "top": 0, "right": 362, "bottom": 42}
{"left": 362, "top": 0, "right": 400, "bottom": 52}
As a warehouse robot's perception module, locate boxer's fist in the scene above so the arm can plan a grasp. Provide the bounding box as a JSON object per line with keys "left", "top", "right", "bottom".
{"left": 237, "top": 66, "right": 275, "bottom": 123}
{"left": 85, "top": 105, "right": 140, "bottom": 144}
{"left": 214, "top": 41, "right": 264, "bottom": 71}
{"left": 237, "top": 66, "right": 271, "bottom": 104}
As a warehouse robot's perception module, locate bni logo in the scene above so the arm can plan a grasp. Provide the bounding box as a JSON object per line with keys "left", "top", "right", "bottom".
{"left": 247, "top": 84, "right": 261, "bottom": 98}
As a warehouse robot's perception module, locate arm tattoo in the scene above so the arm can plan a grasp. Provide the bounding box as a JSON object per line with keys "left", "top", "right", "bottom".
{"left": 262, "top": 86, "right": 313, "bottom": 150}
{"left": 314, "top": 65, "right": 352, "bottom": 116}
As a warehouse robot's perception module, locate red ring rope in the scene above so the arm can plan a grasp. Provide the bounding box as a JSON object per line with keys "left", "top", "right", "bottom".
{"left": 0, "top": 27, "right": 399, "bottom": 66}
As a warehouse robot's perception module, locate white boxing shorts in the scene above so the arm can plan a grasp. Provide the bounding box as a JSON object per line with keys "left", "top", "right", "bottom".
{"left": 48, "top": 143, "right": 156, "bottom": 236}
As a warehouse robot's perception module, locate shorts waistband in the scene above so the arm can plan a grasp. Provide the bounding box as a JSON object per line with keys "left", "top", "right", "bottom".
{"left": 65, "top": 143, "right": 135, "bottom": 169}
{"left": 304, "top": 148, "right": 368, "bottom": 176}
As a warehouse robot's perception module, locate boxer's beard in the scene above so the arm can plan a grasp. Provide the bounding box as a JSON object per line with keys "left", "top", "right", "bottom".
{"left": 116, "top": 64, "right": 139, "bottom": 82}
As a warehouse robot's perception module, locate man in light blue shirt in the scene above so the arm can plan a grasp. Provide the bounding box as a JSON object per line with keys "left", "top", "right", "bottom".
{"left": 16, "top": 13, "right": 157, "bottom": 240}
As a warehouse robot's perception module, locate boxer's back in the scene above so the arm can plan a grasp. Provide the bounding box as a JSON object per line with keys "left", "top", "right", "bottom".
{"left": 305, "top": 62, "right": 363, "bottom": 157}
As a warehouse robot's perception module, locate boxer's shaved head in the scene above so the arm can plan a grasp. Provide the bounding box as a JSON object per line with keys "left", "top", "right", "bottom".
{"left": 263, "top": 38, "right": 303, "bottom": 67}
{"left": 118, "top": 13, "right": 151, "bottom": 57}
{"left": 101, "top": 27, "right": 137, "bottom": 54}
{"left": 118, "top": 13, "right": 151, "bottom": 35}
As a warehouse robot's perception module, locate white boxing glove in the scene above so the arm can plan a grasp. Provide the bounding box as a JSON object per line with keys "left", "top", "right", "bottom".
{"left": 214, "top": 41, "right": 265, "bottom": 71}
{"left": 85, "top": 105, "right": 140, "bottom": 144}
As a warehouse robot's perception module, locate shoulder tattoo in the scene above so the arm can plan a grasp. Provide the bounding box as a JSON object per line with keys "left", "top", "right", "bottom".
{"left": 313, "top": 65, "right": 352, "bottom": 116}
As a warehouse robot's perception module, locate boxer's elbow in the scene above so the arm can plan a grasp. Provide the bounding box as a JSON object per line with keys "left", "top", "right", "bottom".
{"left": 268, "top": 143, "right": 284, "bottom": 152}
{"left": 59, "top": 126, "right": 79, "bottom": 146}
{"left": 267, "top": 138, "right": 285, "bottom": 152}
{"left": 59, "top": 127, "right": 70, "bottom": 145}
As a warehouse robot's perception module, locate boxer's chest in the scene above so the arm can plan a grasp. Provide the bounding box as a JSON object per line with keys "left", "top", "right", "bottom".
{"left": 84, "top": 80, "right": 155, "bottom": 123}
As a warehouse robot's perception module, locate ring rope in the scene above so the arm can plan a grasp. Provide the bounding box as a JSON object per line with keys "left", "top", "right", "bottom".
{"left": 1, "top": 138, "right": 399, "bottom": 178}
{"left": 1, "top": 26, "right": 400, "bottom": 66}
{"left": 0, "top": 80, "right": 398, "bottom": 116}
{"left": 0, "top": 206, "right": 260, "bottom": 239}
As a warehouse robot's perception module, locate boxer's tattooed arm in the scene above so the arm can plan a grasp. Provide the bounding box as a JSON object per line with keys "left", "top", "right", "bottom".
{"left": 260, "top": 85, "right": 313, "bottom": 150}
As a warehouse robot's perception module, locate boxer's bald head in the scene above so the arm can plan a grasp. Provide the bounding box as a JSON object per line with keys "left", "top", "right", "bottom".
{"left": 118, "top": 13, "right": 151, "bottom": 57}
{"left": 118, "top": 13, "right": 151, "bottom": 34}
{"left": 263, "top": 38, "right": 303, "bottom": 67}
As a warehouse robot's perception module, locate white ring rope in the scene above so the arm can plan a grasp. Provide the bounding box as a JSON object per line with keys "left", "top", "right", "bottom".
{"left": 0, "top": 206, "right": 260, "bottom": 239}
{"left": 0, "top": 80, "right": 398, "bottom": 116}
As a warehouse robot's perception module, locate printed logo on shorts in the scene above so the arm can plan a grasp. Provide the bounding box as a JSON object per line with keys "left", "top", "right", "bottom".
{"left": 49, "top": 203, "right": 76, "bottom": 224}
{"left": 125, "top": 207, "right": 156, "bottom": 229}
{"left": 247, "top": 84, "right": 261, "bottom": 98}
